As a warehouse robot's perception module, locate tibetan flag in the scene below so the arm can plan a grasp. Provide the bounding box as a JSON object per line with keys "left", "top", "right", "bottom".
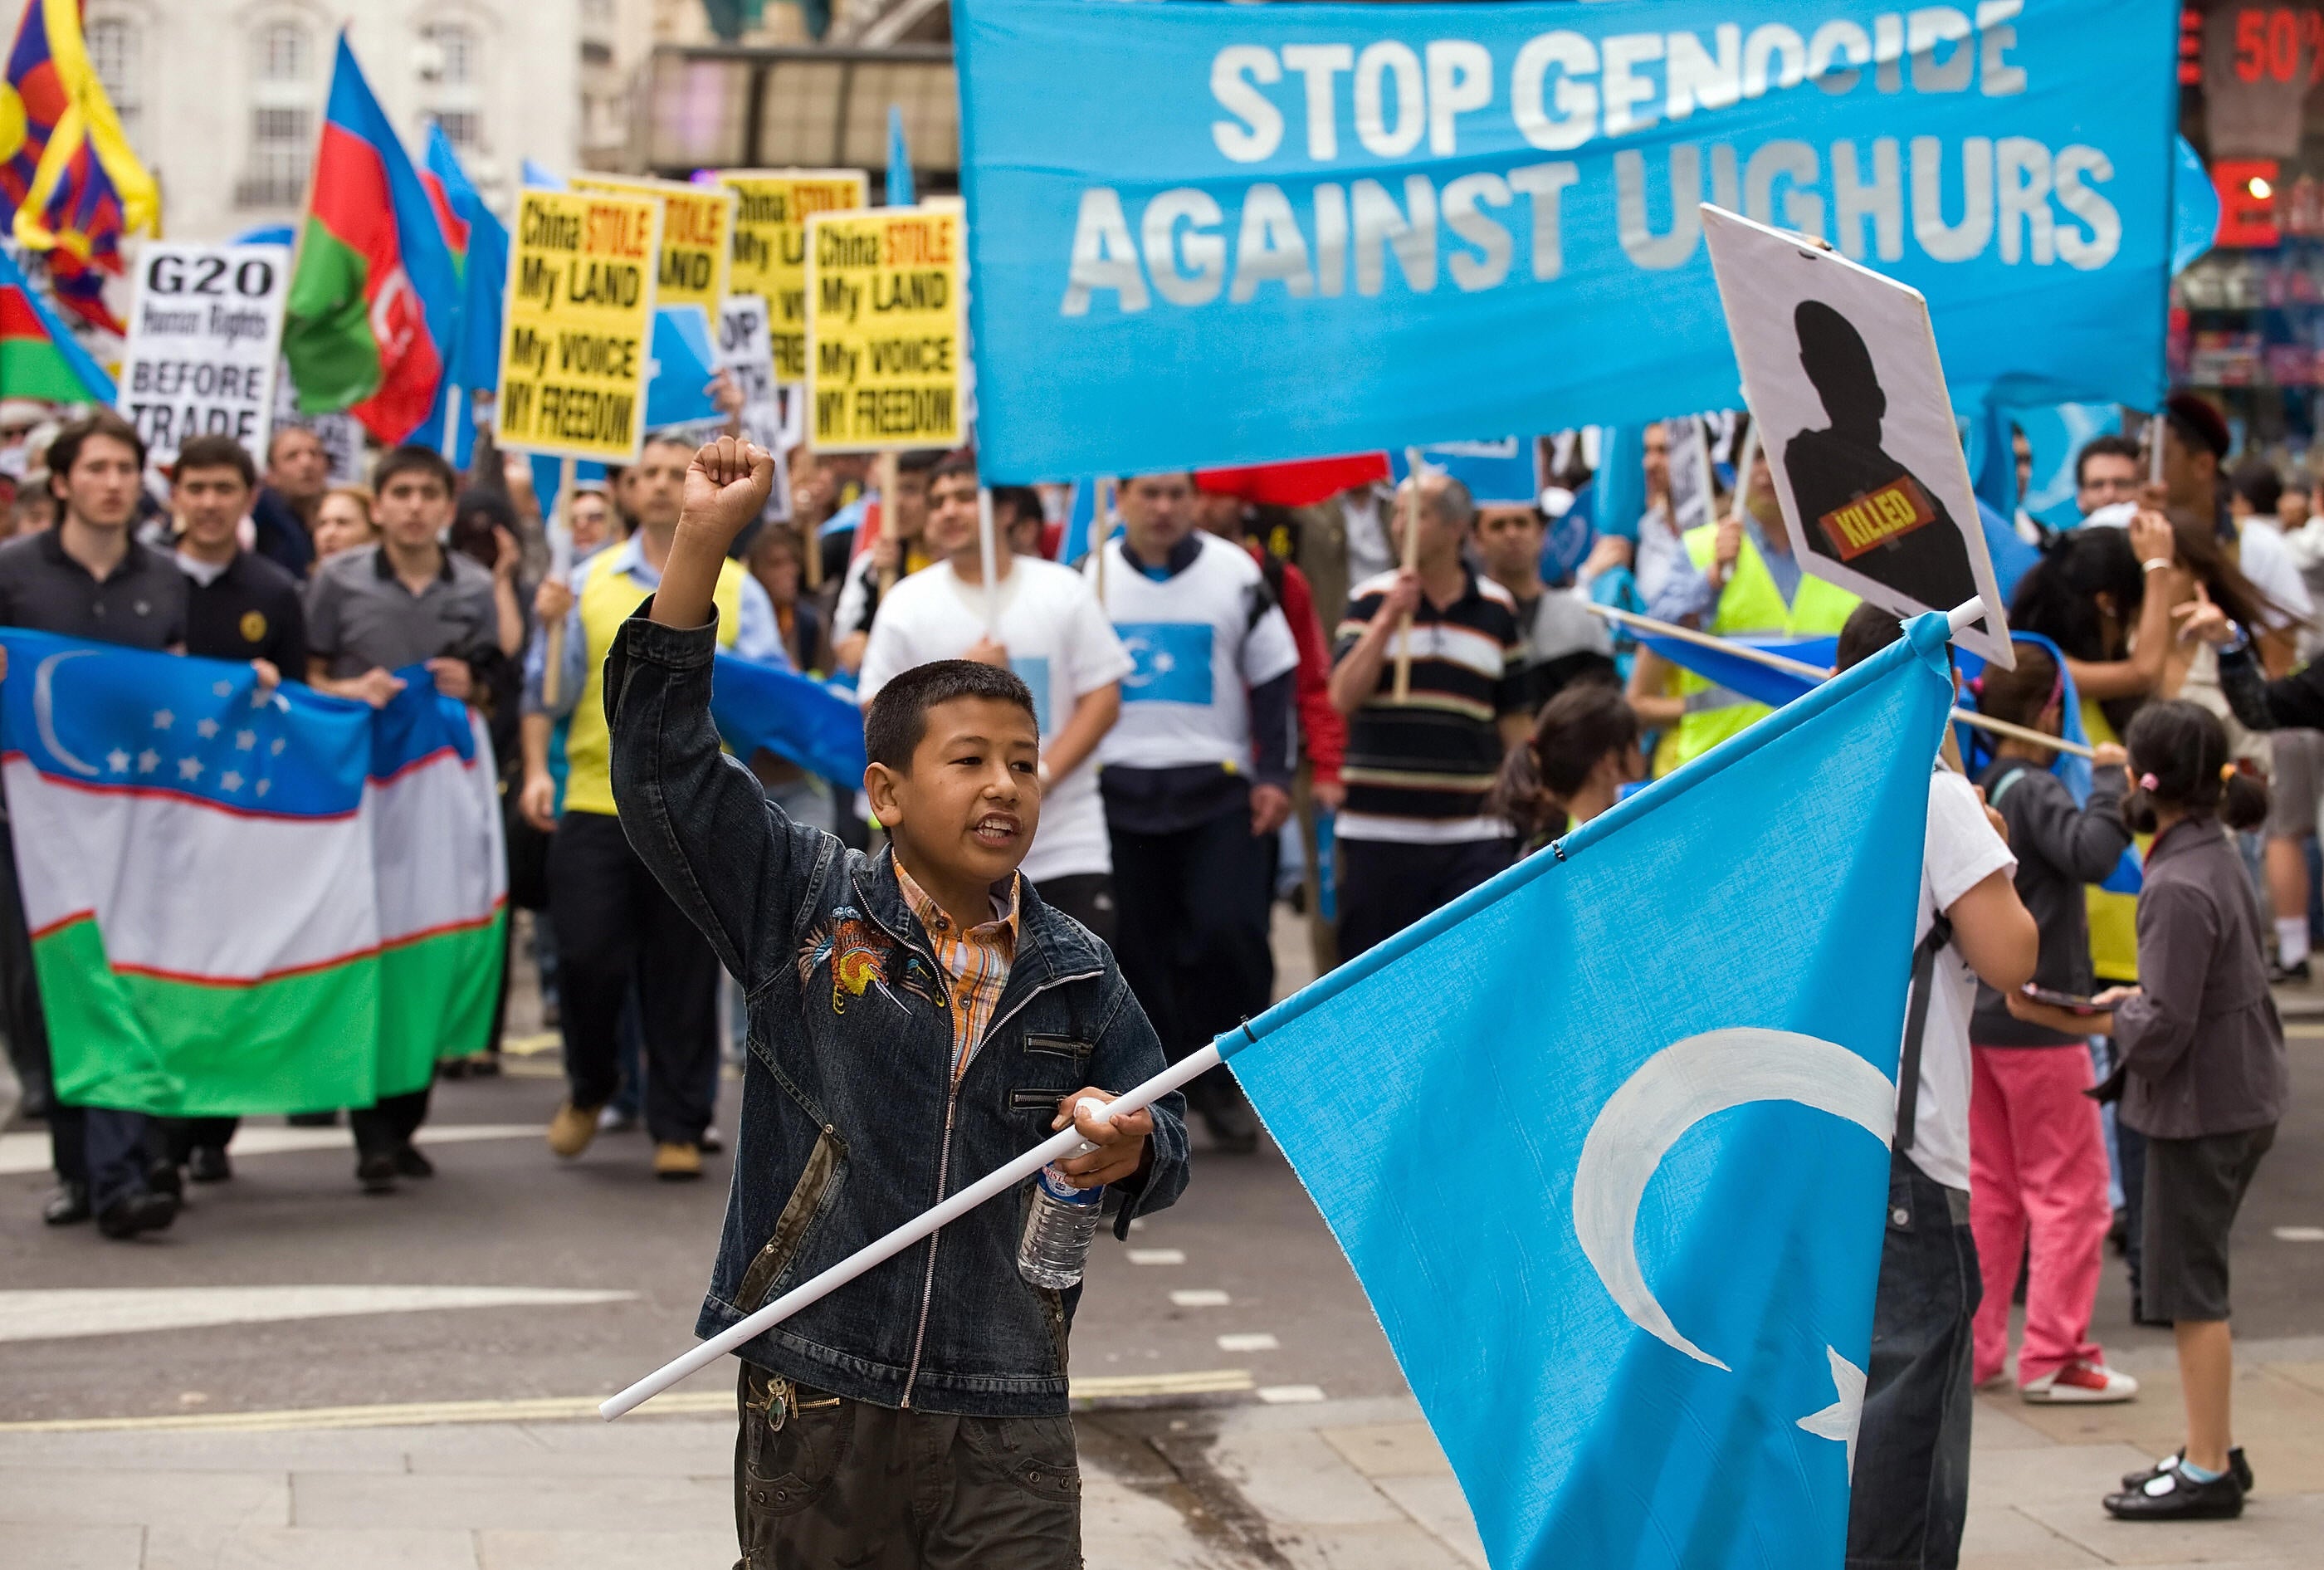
{"left": 0, "top": 243, "right": 111, "bottom": 402}
{"left": 0, "top": 0, "right": 158, "bottom": 335}
{"left": 1220, "top": 614, "right": 1957, "bottom": 1568}
{"left": 283, "top": 34, "right": 461, "bottom": 447}
{"left": 2, "top": 631, "right": 506, "bottom": 1115}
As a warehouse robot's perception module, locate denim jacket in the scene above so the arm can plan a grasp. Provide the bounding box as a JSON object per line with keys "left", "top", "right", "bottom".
{"left": 606, "top": 610, "right": 1190, "bottom": 1416}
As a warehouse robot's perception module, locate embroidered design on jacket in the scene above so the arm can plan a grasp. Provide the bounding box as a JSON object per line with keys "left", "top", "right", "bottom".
{"left": 797, "top": 906, "right": 941, "bottom": 1015}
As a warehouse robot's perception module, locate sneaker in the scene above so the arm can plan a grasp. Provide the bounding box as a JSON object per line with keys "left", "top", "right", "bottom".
{"left": 392, "top": 1144, "right": 435, "bottom": 1179}
{"left": 187, "top": 1146, "right": 232, "bottom": 1184}
{"left": 355, "top": 1153, "right": 399, "bottom": 1195}
{"left": 548, "top": 1101, "right": 603, "bottom": 1158}
{"left": 2122, "top": 1447, "right": 2253, "bottom": 1494}
{"left": 2270, "top": 957, "right": 2312, "bottom": 986}
{"left": 2104, "top": 1465, "right": 2243, "bottom": 1520}
{"left": 653, "top": 1141, "right": 703, "bottom": 1181}
{"left": 2022, "top": 1359, "right": 2139, "bottom": 1403}
{"left": 95, "top": 1190, "right": 178, "bottom": 1240}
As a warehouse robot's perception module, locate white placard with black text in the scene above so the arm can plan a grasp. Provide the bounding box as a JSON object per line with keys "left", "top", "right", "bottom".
{"left": 117, "top": 243, "right": 290, "bottom": 483}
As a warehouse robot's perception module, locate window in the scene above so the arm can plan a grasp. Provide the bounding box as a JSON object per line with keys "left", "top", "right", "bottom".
{"left": 418, "top": 21, "right": 486, "bottom": 155}
{"left": 240, "top": 19, "right": 319, "bottom": 209}
{"left": 256, "top": 22, "right": 310, "bottom": 85}
{"left": 86, "top": 17, "right": 140, "bottom": 145}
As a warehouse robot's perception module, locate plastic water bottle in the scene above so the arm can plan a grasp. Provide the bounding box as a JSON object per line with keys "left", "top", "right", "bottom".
{"left": 1017, "top": 1162, "right": 1105, "bottom": 1289}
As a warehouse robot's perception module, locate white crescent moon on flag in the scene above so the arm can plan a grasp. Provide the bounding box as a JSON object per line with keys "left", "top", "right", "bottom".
{"left": 33, "top": 650, "right": 100, "bottom": 776}
{"left": 1572, "top": 1028, "right": 1895, "bottom": 1370}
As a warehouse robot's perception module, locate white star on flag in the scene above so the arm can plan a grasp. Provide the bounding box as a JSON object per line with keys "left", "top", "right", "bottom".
{"left": 218, "top": 770, "right": 243, "bottom": 791}
{"left": 255, "top": 779, "right": 271, "bottom": 797}
{"left": 136, "top": 750, "right": 159, "bottom": 774}
{"left": 234, "top": 730, "right": 256, "bottom": 750}
{"left": 177, "top": 757, "right": 203, "bottom": 782}
{"left": 105, "top": 750, "right": 129, "bottom": 773}
{"left": 212, "top": 680, "right": 232, "bottom": 697}
{"left": 152, "top": 709, "right": 173, "bottom": 730}
{"left": 196, "top": 718, "right": 220, "bottom": 739}
{"left": 1796, "top": 1346, "right": 1868, "bottom": 1480}
{"left": 270, "top": 738, "right": 286, "bottom": 756}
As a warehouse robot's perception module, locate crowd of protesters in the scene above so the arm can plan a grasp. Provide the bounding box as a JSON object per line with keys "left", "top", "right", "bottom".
{"left": 0, "top": 380, "right": 2304, "bottom": 1544}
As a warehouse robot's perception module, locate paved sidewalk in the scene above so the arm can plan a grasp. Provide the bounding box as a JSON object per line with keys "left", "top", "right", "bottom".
{"left": 7, "top": 1352, "right": 2323, "bottom": 1570}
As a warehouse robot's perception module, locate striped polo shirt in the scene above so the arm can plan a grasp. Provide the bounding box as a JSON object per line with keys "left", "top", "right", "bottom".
{"left": 1332, "top": 569, "right": 1526, "bottom": 843}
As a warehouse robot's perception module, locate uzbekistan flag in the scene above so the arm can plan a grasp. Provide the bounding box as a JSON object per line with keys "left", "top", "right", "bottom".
{"left": 0, "top": 242, "right": 111, "bottom": 402}
{"left": 0, "top": 0, "right": 157, "bottom": 334}
{"left": 2, "top": 632, "right": 505, "bottom": 1116}
{"left": 282, "top": 33, "right": 460, "bottom": 446}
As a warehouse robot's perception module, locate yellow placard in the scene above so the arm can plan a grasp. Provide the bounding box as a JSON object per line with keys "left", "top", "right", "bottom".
{"left": 496, "top": 188, "right": 662, "bottom": 462}
{"left": 805, "top": 204, "right": 965, "bottom": 453}
{"left": 716, "top": 169, "right": 869, "bottom": 384}
{"left": 572, "top": 174, "right": 734, "bottom": 321}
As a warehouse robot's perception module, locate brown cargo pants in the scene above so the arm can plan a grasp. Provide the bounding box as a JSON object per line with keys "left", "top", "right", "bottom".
{"left": 734, "top": 1364, "right": 1082, "bottom": 1568}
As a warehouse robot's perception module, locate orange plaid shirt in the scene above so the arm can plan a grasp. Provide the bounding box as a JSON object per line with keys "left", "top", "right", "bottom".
{"left": 896, "top": 863, "right": 1021, "bottom": 1082}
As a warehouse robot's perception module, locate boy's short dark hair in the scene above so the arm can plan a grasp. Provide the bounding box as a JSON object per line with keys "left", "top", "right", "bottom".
{"left": 372, "top": 444, "right": 456, "bottom": 498}
{"left": 897, "top": 448, "right": 950, "bottom": 477}
{"left": 1832, "top": 603, "right": 1907, "bottom": 672}
{"left": 46, "top": 408, "right": 146, "bottom": 482}
{"left": 865, "top": 660, "right": 1040, "bottom": 771}
{"left": 172, "top": 433, "right": 256, "bottom": 490}
{"left": 990, "top": 484, "right": 1042, "bottom": 524}
{"left": 929, "top": 449, "right": 979, "bottom": 487}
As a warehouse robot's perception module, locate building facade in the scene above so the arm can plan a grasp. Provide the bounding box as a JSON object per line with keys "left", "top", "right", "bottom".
{"left": 85, "top": 0, "right": 581, "bottom": 241}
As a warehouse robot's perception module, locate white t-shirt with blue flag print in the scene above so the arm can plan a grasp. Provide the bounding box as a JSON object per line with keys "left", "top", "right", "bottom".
{"left": 1087, "top": 532, "right": 1300, "bottom": 771}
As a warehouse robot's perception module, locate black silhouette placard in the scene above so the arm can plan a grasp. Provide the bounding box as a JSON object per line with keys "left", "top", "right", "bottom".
{"left": 1702, "top": 205, "right": 2013, "bottom": 670}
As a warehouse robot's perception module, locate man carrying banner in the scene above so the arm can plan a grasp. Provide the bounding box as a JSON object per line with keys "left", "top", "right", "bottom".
{"left": 0, "top": 411, "right": 188, "bottom": 1236}
{"left": 305, "top": 445, "right": 517, "bottom": 1193}
{"left": 159, "top": 433, "right": 310, "bottom": 1183}
{"left": 520, "top": 432, "right": 788, "bottom": 1182}
{"left": 1831, "top": 606, "right": 2038, "bottom": 1570}
{"left": 859, "top": 451, "right": 1130, "bottom": 941}
{"left": 1326, "top": 473, "right": 1529, "bottom": 958}
{"left": 1628, "top": 445, "right": 1859, "bottom": 776}
{"left": 1089, "top": 472, "right": 1300, "bottom": 1152}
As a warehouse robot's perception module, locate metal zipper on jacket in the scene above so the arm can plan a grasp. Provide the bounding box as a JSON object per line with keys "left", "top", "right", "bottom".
{"left": 896, "top": 962, "right": 1103, "bottom": 1409}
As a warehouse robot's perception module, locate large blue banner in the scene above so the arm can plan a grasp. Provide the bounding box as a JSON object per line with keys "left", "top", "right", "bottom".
{"left": 955, "top": 0, "right": 2179, "bottom": 481}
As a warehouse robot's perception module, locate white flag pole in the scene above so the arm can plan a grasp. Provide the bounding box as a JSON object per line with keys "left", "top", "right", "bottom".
{"left": 599, "top": 1044, "right": 1223, "bottom": 1421}
{"left": 977, "top": 484, "right": 1001, "bottom": 641}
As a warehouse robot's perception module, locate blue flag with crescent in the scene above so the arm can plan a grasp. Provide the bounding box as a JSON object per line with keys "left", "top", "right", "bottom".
{"left": 1223, "top": 611, "right": 1957, "bottom": 1568}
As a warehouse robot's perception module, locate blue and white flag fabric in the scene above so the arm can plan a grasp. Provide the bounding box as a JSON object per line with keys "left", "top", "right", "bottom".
{"left": 1636, "top": 630, "right": 1833, "bottom": 709}
{"left": 710, "top": 652, "right": 869, "bottom": 786}
{"left": 886, "top": 104, "right": 916, "bottom": 208}
{"left": 1, "top": 633, "right": 506, "bottom": 1116}
{"left": 954, "top": 0, "right": 2179, "bottom": 480}
{"left": 1223, "top": 611, "right": 1958, "bottom": 1568}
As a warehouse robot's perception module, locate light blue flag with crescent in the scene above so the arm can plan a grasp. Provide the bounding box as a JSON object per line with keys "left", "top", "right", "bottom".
{"left": 886, "top": 105, "right": 915, "bottom": 208}
{"left": 1221, "top": 611, "right": 1959, "bottom": 1569}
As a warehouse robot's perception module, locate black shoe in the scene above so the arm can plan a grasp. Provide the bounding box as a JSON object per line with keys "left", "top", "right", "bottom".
{"left": 145, "top": 1158, "right": 183, "bottom": 1202}
{"left": 1202, "top": 1094, "right": 1261, "bottom": 1155}
{"left": 2270, "top": 957, "right": 2311, "bottom": 986}
{"left": 439, "top": 1058, "right": 470, "bottom": 1081}
{"left": 2121, "top": 1447, "right": 2253, "bottom": 1494}
{"left": 42, "top": 1181, "right": 90, "bottom": 1225}
{"left": 287, "top": 1110, "right": 339, "bottom": 1127}
{"left": 96, "top": 1190, "right": 178, "bottom": 1240}
{"left": 2105, "top": 1465, "right": 2243, "bottom": 1519}
{"left": 355, "top": 1153, "right": 399, "bottom": 1194}
{"left": 392, "top": 1144, "right": 434, "bottom": 1179}
{"left": 187, "top": 1146, "right": 232, "bottom": 1184}
{"left": 464, "top": 1054, "right": 500, "bottom": 1078}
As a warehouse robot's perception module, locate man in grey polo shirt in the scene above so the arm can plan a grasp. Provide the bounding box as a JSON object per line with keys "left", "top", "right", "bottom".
{"left": 0, "top": 410, "right": 188, "bottom": 1240}
{"left": 305, "top": 444, "right": 517, "bottom": 1193}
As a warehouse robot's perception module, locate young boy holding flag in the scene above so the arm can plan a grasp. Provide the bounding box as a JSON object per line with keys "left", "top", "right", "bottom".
{"left": 608, "top": 436, "right": 1189, "bottom": 1563}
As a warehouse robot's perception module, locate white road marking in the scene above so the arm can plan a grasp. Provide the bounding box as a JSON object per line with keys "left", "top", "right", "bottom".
{"left": 0, "top": 1285, "right": 637, "bottom": 1344}
{"left": 1257, "top": 1385, "right": 1326, "bottom": 1404}
{"left": 1126, "top": 1248, "right": 1186, "bottom": 1265}
{"left": 1217, "top": 1333, "right": 1279, "bottom": 1352}
{"left": 2274, "top": 1225, "right": 2324, "bottom": 1242}
{"left": 0, "top": 1122, "right": 543, "bottom": 1177}
{"left": 1169, "top": 1289, "right": 1230, "bottom": 1308}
